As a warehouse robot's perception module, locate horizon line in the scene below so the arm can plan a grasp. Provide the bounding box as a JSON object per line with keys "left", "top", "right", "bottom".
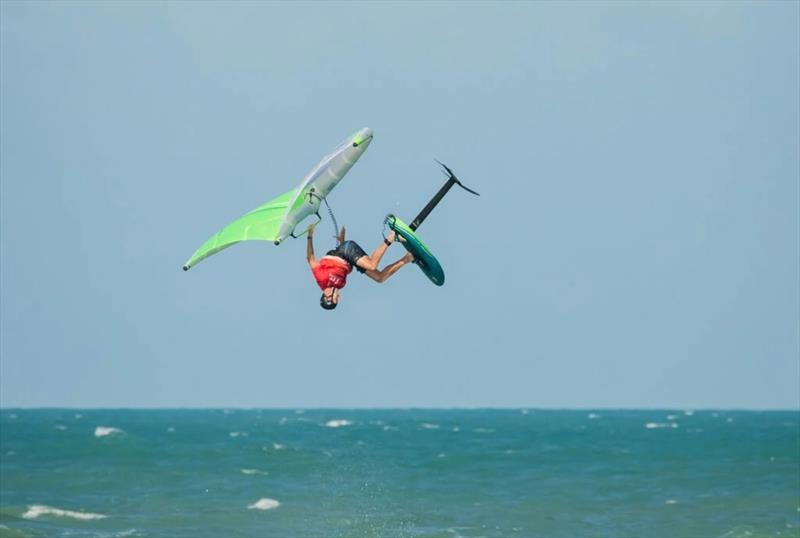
{"left": 2, "top": 405, "right": 798, "bottom": 412}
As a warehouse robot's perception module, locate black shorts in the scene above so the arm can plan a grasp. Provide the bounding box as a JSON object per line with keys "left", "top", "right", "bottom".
{"left": 326, "top": 240, "right": 368, "bottom": 273}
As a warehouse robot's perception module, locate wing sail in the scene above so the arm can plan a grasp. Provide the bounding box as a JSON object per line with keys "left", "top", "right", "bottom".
{"left": 182, "top": 188, "right": 297, "bottom": 270}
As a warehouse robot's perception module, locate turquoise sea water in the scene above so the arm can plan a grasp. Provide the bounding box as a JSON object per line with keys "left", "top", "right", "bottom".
{"left": 0, "top": 409, "right": 798, "bottom": 538}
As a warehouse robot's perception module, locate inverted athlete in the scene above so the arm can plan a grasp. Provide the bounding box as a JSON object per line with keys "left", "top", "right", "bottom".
{"left": 306, "top": 223, "right": 414, "bottom": 310}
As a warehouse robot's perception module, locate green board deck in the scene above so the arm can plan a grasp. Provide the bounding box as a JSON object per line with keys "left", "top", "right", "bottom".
{"left": 385, "top": 214, "right": 445, "bottom": 286}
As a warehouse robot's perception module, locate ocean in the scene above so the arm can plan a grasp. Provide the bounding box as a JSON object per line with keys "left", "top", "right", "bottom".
{"left": 0, "top": 409, "right": 798, "bottom": 538}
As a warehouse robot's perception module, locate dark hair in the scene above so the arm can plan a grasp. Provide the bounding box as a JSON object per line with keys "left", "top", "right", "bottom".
{"left": 320, "top": 294, "right": 337, "bottom": 310}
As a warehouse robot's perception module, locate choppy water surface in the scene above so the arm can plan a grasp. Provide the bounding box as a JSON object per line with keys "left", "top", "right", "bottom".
{"left": 1, "top": 409, "right": 798, "bottom": 537}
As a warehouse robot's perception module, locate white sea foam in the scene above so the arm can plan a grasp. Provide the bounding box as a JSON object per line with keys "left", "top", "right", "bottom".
{"left": 74, "top": 413, "right": 83, "bottom": 419}
{"left": 94, "top": 426, "right": 123, "bottom": 437}
{"left": 325, "top": 419, "right": 352, "bottom": 428}
{"left": 666, "top": 414, "right": 679, "bottom": 421}
{"left": 241, "top": 469, "right": 268, "bottom": 475}
{"left": 55, "top": 425, "right": 67, "bottom": 431}
{"left": 421, "top": 423, "right": 440, "bottom": 430}
{"left": 382, "top": 425, "right": 398, "bottom": 431}
{"left": 645, "top": 422, "right": 678, "bottom": 429}
{"left": 167, "top": 427, "right": 175, "bottom": 432}
{"left": 684, "top": 410, "right": 694, "bottom": 416}
{"left": 279, "top": 417, "right": 289, "bottom": 425}
{"left": 721, "top": 525, "right": 758, "bottom": 538}
{"left": 229, "top": 431, "right": 248, "bottom": 438}
{"left": 588, "top": 413, "right": 600, "bottom": 419}
{"left": 437, "top": 452, "right": 446, "bottom": 458}
{"left": 726, "top": 417, "right": 734, "bottom": 423}
{"left": 520, "top": 409, "right": 529, "bottom": 415}
{"left": 115, "top": 530, "right": 137, "bottom": 537}
{"left": 665, "top": 499, "right": 678, "bottom": 505}
{"left": 473, "top": 428, "right": 495, "bottom": 433}
{"left": 272, "top": 443, "right": 285, "bottom": 450}
{"left": 23, "top": 505, "right": 107, "bottom": 521}
{"left": 452, "top": 426, "right": 460, "bottom": 432}
{"left": 248, "top": 498, "right": 280, "bottom": 510}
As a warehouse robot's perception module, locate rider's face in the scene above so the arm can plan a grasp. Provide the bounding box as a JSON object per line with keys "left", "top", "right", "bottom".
{"left": 323, "top": 287, "right": 340, "bottom": 305}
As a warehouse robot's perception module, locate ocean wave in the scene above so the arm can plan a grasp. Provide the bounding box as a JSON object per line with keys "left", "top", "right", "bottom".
{"left": 94, "top": 426, "right": 123, "bottom": 437}
{"left": 22, "top": 505, "right": 107, "bottom": 521}
{"left": 229, "top": 431, "right": 248, "bottom": 438}
{"left": 420, "top": 423, "right": 440, "bottom": 430}
{"left": 325, "top": 419, "right": 352, "bottom": 428}
{"left": 241, "top": 469, "right": 268, "bottom": 475}
{"left": 473, "top": 428, "right": 494, "bottom": 433}
{"left": 645, "top": 422, "right": 679, "bottom": 429}
{"left": 721, "top": 525, "right": 760, "bottom": 538}
{"left": 55, "top": 425, "right": 67, "bottom": 431}
{"left": 248, "top": 498, "right": 280, "bottom": 510}
{"left": 587, "top": 413, "right": 600, "bottom": 419}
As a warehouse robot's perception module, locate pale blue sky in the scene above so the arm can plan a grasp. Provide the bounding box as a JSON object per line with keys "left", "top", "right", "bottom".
{"left": 1, "top": 1, "right": 798, "bottom": 408}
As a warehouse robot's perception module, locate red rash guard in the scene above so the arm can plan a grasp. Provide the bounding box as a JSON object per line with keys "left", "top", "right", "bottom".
{"left": 312, "top": 256, "right": 353, "bottom": 290}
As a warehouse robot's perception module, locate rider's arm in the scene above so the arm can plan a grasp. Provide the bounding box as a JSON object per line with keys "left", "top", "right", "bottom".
{"left": 306, "top": 225, "right": 317, "bottom": 268}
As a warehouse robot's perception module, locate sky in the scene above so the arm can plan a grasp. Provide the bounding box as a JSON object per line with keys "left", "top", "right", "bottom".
{"left": 1, "top": 1, "right": 798, "bottom": 409}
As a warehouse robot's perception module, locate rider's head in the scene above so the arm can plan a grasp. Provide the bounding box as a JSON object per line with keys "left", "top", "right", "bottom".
{"left": 320, "top": 288, "right": 339, "bottom": 310}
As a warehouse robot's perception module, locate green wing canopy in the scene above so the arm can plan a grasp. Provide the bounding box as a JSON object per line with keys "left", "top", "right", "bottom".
{"left": 183, "top": 188, "right": 297, "bottom": 270}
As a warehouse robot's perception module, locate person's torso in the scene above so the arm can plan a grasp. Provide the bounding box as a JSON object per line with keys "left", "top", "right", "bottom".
{"left": 312, "top": 256, "right": 352, "bottom": 290}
